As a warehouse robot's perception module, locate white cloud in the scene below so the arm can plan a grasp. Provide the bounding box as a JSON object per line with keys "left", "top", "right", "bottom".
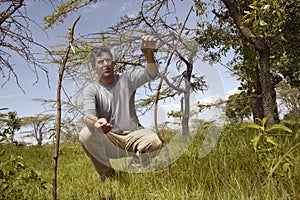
{"left": 197, "top": 86, "right": 239, "bottom": 103}
{"left": 119, "top": 2, "right": 129, "bottom": 12}
{"left": 125, "top": 11, "right": 139, "bottom": 18}
{"left": 0, "top": 94, "right": 15, "bottom": 99}
{"left": 225, "top": 87, "right": 239, "bottom": 98}
{"left": 82, "top": 2, "right": 108, "bottom": 14}
{"left": 119, "top": 1, "right": 139, "bottom": 17}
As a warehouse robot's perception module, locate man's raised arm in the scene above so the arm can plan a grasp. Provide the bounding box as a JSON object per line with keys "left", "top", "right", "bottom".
{"left": 141, "top": 35, "right": 158, "bottom": 77}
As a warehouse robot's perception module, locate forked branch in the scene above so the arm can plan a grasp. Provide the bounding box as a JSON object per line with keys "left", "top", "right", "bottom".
{"left": 151, "top": 6, "right": 194, "bottom": 181}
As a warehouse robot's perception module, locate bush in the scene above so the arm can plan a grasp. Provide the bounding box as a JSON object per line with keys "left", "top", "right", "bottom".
{"left": 0, "top": 148, "right": 49, "bottom": 200}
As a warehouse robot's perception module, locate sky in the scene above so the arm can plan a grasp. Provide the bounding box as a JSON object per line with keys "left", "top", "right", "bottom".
{"left": 0, "top": 0, "right": 240, "bottom": 129}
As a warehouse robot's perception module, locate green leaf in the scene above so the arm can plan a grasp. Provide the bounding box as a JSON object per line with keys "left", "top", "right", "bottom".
{"left": 259, "top": 20, "right": 268, "bottom": 26}
{"left": 276, "top": 10, "right": 282, "bottom": 20}
{"left": 253, "top": 20, "right": 260, "bottom": 28}
{"left": 249, "top": 5, "right": 256, "bottom": 10}
{"left": 251, "top": 133, "right": 263, "bottom": 151}
{"left": 282, "top": 162, "right": 290, "bottom": 171}
{"left": 17, "top": 162, "right": 25, "bottom": 168}
{"left": 240, "top": 123, "right": 262, "bottom": 130}
{"left": 261, "top": 117, "right": 271, "bottom": 128}
{"left": 262, "top": 5, "right": 270, "bottom": 10}
{"left": 266, "top": 124, "right": 293, "bottom": 133}
{"left": 266, "top": 136, "right": 279, "bottom": 146}
{"left": 255, "top": 117, "right": 262, "bottom": 124}
{"left": 244, "top": 18, "right": 253, "bottom": 24}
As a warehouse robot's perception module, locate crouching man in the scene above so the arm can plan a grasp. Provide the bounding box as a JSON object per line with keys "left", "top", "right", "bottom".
{"left": 79, "top": 35, "right": 162, "bottom": 181}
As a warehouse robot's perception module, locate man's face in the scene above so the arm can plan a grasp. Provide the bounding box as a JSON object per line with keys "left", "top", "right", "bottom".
{"left": 93, "top": 52, "right": 114, "bottom": 78}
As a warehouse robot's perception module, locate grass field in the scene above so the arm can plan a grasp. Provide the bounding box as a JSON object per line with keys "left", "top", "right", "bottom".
{"left": 1, "top": 125, "right": 299, "bottom": 200}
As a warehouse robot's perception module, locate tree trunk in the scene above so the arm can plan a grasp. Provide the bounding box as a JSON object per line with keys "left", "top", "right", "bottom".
{"left": 271, "top": 76, "right": 280, "bottom": 123}
{"left": 258, "top": 47, "right": 279, "bottom": 125}
{"left": 182, "top": 90, "right": 190, "bottom": 136}
{"left": 182, "top": 61, "right": 193, "bottom": 136}
{"left": 249, "top": 66, "right": 264, "bottom": 121}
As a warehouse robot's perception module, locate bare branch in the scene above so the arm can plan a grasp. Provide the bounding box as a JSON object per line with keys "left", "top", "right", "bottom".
{"left": 0, "top": 0, "right": 52, "bottom": 90}
{"left": 52, "top": 15, "right": 81, "bottom": 200}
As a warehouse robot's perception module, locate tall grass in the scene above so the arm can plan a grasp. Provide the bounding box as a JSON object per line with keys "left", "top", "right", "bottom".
{"left": 1, "top": 125, "right": 299, "bottom": 200}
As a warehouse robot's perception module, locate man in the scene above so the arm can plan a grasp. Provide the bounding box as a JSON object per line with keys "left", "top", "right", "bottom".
{"left": 79, "top": 35, "right": 162, "bottom": 181}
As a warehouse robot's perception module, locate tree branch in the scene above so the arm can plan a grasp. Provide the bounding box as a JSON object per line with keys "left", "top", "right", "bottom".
{"left": 221, "top": 0, "right": 266, "bottom": 50}
{"left": 52, "top": 15, "right": 80, "bottom": 200}
{"left": 160, "top": 74, "right": 186, "bottom": 93}
{"left": 0, "top": 0, "right": 24, "bottom": 26}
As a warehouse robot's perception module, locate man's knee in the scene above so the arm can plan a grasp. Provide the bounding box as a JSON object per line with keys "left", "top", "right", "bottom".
{"left": 79, "top": 126, "right": 105, "bottom": 142}
{"left": 138, "top": 129, "right": 162, "bottom": 152}
{"left": 150, "top": 135, "right": 162, "bottom": 152}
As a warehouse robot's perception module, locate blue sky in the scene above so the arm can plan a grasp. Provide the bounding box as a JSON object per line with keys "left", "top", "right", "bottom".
{"left": 1, "top": 0, "right": 143, "bottom": 116}
{"left": 0, "top": 0, "right": 240, "bottom": 125}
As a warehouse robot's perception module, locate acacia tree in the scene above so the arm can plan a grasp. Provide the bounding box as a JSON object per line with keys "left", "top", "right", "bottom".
{"left": 21, "top": 114, "right": 55, "bottom": 146}
{"left": 0, "top": 0, "right": 51, "bottom": 90}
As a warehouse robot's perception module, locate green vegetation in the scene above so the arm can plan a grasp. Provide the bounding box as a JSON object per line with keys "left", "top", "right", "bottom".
{"left": 1, "top": 1, "right": 299, "bottom": 199}
{"left": 0, "top": 111, "right": 22, "bottom": 144}
{"left": 1, "top": 125, "right": 299, "bottom": 200}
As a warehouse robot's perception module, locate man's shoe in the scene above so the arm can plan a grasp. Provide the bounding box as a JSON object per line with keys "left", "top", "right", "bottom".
{"left": 99, "top": 168, "right": 115, "bottom": 182}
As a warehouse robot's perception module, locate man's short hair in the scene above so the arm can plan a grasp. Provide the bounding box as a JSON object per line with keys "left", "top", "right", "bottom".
{"left": 89, "top": 46, "right": 113, "bottom": 67}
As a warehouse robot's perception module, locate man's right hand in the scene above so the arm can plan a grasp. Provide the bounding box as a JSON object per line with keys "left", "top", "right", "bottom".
{"left": 94, "top": 118, "right": 112, "bottom": 134}
{"left": 140, "top": 35, "right": 157, "bottom": 61}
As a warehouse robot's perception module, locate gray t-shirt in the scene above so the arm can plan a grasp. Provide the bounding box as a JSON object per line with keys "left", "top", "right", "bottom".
{"left": 83, "top": 68, "right": 155, "bottom": 133}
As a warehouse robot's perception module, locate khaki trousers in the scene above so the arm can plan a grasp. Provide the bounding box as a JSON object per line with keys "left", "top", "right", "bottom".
{"left": 79, "top": 126, "right": 162, "bottom": 177}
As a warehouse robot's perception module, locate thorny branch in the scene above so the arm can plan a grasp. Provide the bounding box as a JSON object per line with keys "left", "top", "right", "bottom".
{"left": 0, "top": 0, "right": 52, "bottom": 92}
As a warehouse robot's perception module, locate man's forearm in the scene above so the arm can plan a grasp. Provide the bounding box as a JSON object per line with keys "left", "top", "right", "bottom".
{"left": 84, "top": 115, "right": 98, "bottom": 129}
{"left": 145, "top": 52, "right": 158, "bottom": 77}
